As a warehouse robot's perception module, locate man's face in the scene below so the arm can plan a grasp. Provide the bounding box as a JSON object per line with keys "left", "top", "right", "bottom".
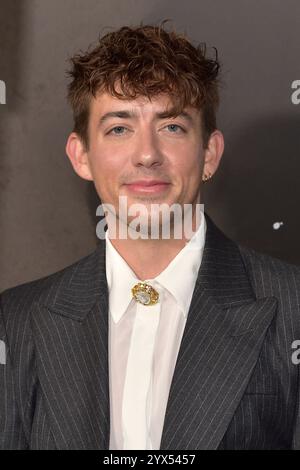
{"left": 85, "top": 92, "right": 206, "bottom": 227}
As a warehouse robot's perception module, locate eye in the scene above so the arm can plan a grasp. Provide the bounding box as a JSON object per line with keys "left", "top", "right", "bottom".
{"left": 108, "top": 126, "right": 127, "bottom": 135}
{"left": 165, "top": 124, "right": 185, "bottom": 133}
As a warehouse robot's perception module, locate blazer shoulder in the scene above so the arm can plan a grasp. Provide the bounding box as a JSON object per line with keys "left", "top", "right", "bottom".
{"left": 238, "top": 244, "right": 300, "bottom": 274}
{"left": 238, "top": 244, "right": 300, "bottom": 299}
{"left": 0, "top": 247, "right": 100, "bottom": 325}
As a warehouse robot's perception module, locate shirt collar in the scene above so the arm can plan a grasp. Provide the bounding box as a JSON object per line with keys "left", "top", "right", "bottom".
{"left": 105, "top": 234, "right": 139, "bottom": 323}
{"left": 105, "top": 212, "right": 206, "bottom": 323}
{"left": 155, "top": 214, "right": 206, "bottom": 316}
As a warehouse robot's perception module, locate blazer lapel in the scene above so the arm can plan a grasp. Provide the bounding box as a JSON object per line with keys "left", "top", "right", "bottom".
{"left": 31, "top": 241, "right": 110, "bottom": 449}
{"left": 160, "top": 214, "right": 278, "bottom": 450}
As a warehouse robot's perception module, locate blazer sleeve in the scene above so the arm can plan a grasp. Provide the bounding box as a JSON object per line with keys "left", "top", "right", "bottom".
{"left": 0, "top": 294, "right": 29, "bottom": 449}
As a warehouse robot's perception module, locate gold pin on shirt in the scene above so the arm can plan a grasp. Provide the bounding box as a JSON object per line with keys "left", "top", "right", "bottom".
{"left": 131, "top": 282, "right": 159, "bottom": 306}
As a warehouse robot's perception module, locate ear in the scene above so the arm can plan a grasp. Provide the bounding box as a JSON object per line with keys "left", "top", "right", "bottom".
{"left": 65, "top": 132, "right": 93, "bottom": 181}
{"left": 202, "top": 130, "right": 225, "bottom": 179}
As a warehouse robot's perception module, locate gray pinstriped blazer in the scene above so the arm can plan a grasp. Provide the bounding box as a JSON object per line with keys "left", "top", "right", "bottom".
{"left": 1, "top": 213, "right": 300, "bottom": 450}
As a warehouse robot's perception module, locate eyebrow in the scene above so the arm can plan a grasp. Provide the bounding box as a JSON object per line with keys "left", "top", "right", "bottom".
{"left": 97, "top": 109, "right": 194, "bottom": 127}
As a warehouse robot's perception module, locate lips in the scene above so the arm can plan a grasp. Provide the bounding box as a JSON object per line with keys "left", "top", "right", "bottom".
{"left": 125, "top": 180, "right": 171, "bottom": 194}
{"left": 126, "top": 180, "right": 170, "bottom": 186}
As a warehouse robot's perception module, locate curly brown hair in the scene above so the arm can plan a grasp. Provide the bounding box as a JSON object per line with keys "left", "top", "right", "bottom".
{"left": 67, "top": 22, "right": 221, "bottom": 149}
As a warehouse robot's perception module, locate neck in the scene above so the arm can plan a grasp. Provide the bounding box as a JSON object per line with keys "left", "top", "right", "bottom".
{"left": 106, "top": 200, "right": 203, "bottom": 280}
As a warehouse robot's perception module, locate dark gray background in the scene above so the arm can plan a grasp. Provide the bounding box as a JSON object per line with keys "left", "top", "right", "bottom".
{"left": 1, "top": 0, "right": 300, "bottom": 292}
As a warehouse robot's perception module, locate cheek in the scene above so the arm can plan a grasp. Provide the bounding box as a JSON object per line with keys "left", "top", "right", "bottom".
{"left": 89, "top": 147, "right": 124, "bottom": 181}
{"left": 173, "top": 148, "right": 202, "bottom": 180}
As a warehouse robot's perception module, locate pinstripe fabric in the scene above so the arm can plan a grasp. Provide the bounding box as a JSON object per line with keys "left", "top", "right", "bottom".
{"left": 1, "top": 213, "right": 300, "bottom": 449}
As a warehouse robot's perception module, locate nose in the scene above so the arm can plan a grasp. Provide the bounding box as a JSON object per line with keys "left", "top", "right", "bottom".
{"left": 131, "top": 128, "right": 164, "bottom": 169}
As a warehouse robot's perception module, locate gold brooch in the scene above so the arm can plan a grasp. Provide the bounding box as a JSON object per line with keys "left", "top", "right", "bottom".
{"left": 131, "top": 282, "right": 159, "bottom": 306}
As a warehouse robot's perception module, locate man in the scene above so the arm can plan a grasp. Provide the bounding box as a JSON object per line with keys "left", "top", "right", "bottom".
{"left": 1, "top": 23, "right": 300, "bottom": 450}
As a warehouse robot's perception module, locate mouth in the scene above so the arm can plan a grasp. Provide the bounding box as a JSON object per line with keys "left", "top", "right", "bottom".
{"left": 124, "top": 180, "right": 171, "bottom": 194}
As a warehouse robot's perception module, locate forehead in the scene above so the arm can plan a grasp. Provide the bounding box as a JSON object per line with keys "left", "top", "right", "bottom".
{"left": 89, "top": 91, "right": 201, "bottom": 120}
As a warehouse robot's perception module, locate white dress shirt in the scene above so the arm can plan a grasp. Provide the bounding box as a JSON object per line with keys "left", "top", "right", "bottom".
{"left": 106, "top": 212, "right": 207, "bottom": 450}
